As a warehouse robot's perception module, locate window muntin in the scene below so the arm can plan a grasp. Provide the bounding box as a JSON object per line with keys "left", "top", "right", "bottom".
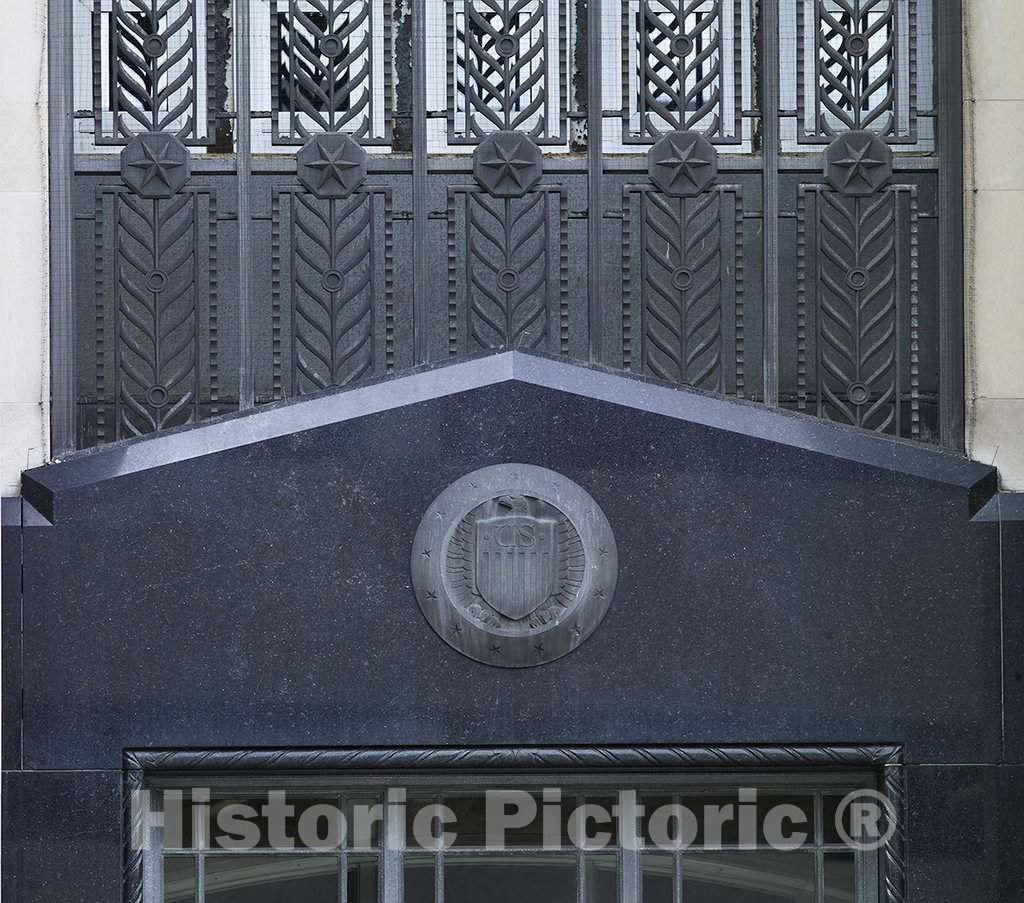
{"left": 144, "top": 774, "right": 878, "bottom": 903}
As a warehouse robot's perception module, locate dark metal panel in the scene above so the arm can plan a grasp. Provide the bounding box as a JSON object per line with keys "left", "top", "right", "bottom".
{"left": 760, "top": 0, "right": 781, "bottom": 409}
{"left": 56, "top": 0, "right": 966, "bottom": 452}
{"left": 587, "top": 0, "right": 602, "bottom": 361}
{"left": 936, "top": 0, "right": 965, "bottom": 450}
{"left": 412, "top": 0, "right": 430, "bottom": 363}
{"left": 49, "top": 0, "right": 77, "bottom": 457}
{"left": 235, "top": 0, "right": 255, "bottom": 410}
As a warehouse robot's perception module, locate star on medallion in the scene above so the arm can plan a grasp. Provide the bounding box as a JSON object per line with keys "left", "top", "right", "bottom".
{"left": 648, "top": 130, "right": 718, "bottom": 197}
{"left": 426, "top": 589, "right": 438, "bottom": 601}
{"left": 481, "top": 147, "right": 532, "bottom": 190}
{"left": 120, "top": 133, "right": 191, "bottom": 199}
{"left": 832, "top": 142, "right": 886, "bottom": 188}
{"left": 297, "top": 133, "right": 367, "bottom": 199}
{"left": 450, "top": 622, "right": 462, "bottom": 635}
{"left": 533, "top": 641, "right": 545, "bottom": 655}
{"left": 824, "top": 131, "right": 893, "bottom": 196}
{"left": 490, "top": 642, "right": 502, "bottom": 655}
{"left": 421, "top": 548, "right": 431, "bottom": 560}
{"left": 129, "top": 141, "right": 182, "bottom": 192}
{"left": 657, "top": 137, "right": 708, "bottom": 186}
{"left": 307, "top": 145, "right": 360, "bottom": 189}
{"left": 473, "top": 131, "right": 543, "bottom": 198}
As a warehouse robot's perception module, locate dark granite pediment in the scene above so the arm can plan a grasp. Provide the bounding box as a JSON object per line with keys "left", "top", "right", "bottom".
{"left": 7, "top": 353, "right": 1004, "bottom": 771}
{"left": 23, "top": 352, "right": 996, "bottom": 521}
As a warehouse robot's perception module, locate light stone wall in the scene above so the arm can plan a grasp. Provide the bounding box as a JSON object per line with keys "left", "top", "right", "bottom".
{"left": 0, "top": 1, "right": 48, "bottom": 496}
{"left": 965, "top": 0, "right": 1024, "bottom": 489}
{"left": 0, "top": 3, "right": 1021, "bottom": 493}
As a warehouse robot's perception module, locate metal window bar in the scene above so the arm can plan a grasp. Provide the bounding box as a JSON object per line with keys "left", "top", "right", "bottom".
{"left": 144, "top": 774, "right": 880, "bottom": 903}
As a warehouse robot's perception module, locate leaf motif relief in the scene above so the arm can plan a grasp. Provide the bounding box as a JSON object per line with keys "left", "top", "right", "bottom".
{"left": 291, "top": 192, "right": 374, "bottom": 393}
{"left": 115, "top": 191, "right": 198, "bottom": 437}
{"left": 453, "top": 0, "right": 555, "bottom": 142}
{"left": 816, "top": 191, "right": 898, "bottom": 432}
{"left": 467, "top": 193, "right": 549, "bottom": 351}
{"left": 817, "top": 0, "right": 896, "bottom": 136}
{"left": 642, "top": 190, "right": 722, "bottom": 390}
{"left": 277, "top": 0, "right": 374, "bottom": 142}
{"left": 639, "top": 0, "right": 723, "bottom": 139}
{"left": 104, "top": 0, "right": 200, "bottom": 143}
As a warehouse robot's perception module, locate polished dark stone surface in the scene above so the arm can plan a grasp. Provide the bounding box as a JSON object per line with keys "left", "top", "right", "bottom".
{"left": 2, "top": 497, "right": 22, "bottom": 770}
{"left": 1, "top": 770, "right": 122, "bottom": 903}
{"left": 1004, "top": 516, "right": 1024, "bottom": 764}
{"left": 6, "top": 361, "right": 1023, "bottom": 902}
{"left": 14, "top": 378, "right": 1003, "bottom": 769}
{"left": 22, "top": 353, "right": 997, "bottom": 521}
{"left": 906, "top": 765, "right": 1024, "bottom": 902}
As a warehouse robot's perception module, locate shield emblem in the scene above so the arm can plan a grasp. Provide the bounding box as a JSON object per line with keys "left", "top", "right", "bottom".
{"left": 475, "top": 514, "right": 559, "bottom": 619}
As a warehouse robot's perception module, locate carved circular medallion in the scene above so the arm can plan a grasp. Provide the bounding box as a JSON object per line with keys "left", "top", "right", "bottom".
{"left": 320, "top": 34, "right": 344, "bottom": 59}
{"left": 496, "top": 34, "right": 519, "bottom": 58}
{"left": 120, "top": 132, "right": 192, "bottom": 199}
{"left": 671, "top": 34, "right": 693, "bottom": 57}
{"left": 146, "top": 270, "right": 168, "bottom": 293}
{"left": 496, "top": 266, "right": 519, "bottom": 291}
{"left": 847, "top": 382, "right": 870, "bottom": 406}
{"left": 296, "top": 133, "right": 367, "bottom": 199}
{"left": 671, "top": 266, "right": 694, "bottom": 291}
{"left": 412, "top": 464, "right": 618, "bottom": 667}
{"left": 143, "top": 33, "right": 167, "bottom": 59}
{"left": 846, "top": 266, "right": 869, "bottom": 291}
{"left": 823, "top": 130, "right": 892, "bottom": 196}
{"left": 146, "top": 384, "right": 169, "bottom": 408}
{"left": 322, "top": 269, "right": 345, "bottom": 292}
{"left": 844, "top": 32, "right": 869, "bottom": 57}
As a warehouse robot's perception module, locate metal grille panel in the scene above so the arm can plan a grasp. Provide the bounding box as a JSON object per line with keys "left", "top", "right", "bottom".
{"left": 55, "top": 0, "right": 963, "bottom": 452}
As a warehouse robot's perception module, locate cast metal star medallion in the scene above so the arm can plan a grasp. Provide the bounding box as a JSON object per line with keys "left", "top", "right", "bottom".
{"left": 297, "top": 133, "right": 367, "bottom": 199}
{"left": 130, "top": 143, "right": 182, "bottom": 191}
{"left": 307, "top": 145, "right": 360, "bottom": 189}
{"left": 824, "top": 131, "right": 893, "bottom": 196}
{"left": 120, "top": 133, "right": 191, "bottom": 199}
{"left": 648, "top": 130, "right": 718, "bottom": 197}
{"left": 472, "top": 131, "right": 543, "bottom": 197}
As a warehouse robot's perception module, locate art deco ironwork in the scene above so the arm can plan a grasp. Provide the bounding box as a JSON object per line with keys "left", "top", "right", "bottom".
{"left": 647, "top": 130, "right": 718, "bottom": 196}
{"left": 57, "top": 0, "right": 963, "bottom": 451}
{"left": 90, "top": 0, "right": 216, "bottom": 146}
{"left": 120, "top": 133, "right": 192, "bottom": 198}
{"left": 797, "top": 0, "right": 919, "bottom": 145}
{"left": 411, "top": 464, "right": 618, "bottom": 666}
{"left": 621, "top": 0, "right": 747, "bottom": 145}
{"left": 473, "top": 131, "right": 545, "bottom": 197}
{"left": 296, "top": 132, "right": 368, "bottom": 198}
{"left": 271, "top": 0, "right": 395, "bottom": 145}
{"left": 824, "top": 130, "right": 894, "bottom": 195}
{"left": 446, "top": 0, "right": 569, "bottom": 145}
